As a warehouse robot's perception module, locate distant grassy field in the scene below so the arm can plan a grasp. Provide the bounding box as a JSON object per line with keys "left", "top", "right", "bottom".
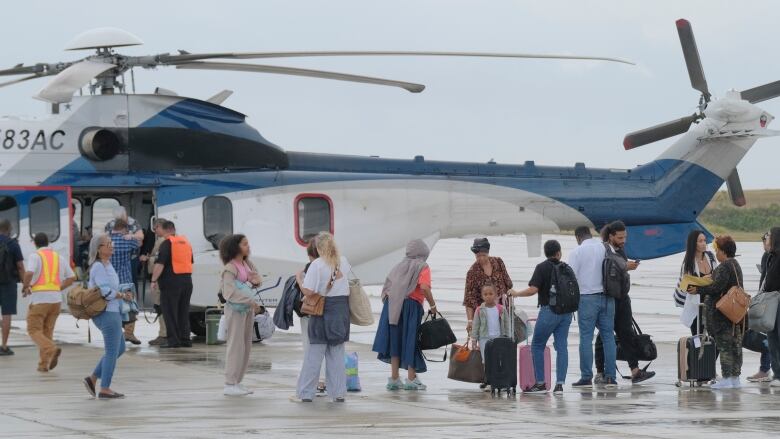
{"left": 700, "top": 189, "right": 780, "bottom": 241}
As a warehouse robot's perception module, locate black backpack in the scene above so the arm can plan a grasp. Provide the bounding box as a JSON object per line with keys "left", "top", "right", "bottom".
{"left": 602, "top": 243, "right": 630, "bottom": 299}
{"left": 0, "top": 240, "right": 18, "bottom": 283}
{"left": 549, "top": 261, "right": 580, "bottom": 314}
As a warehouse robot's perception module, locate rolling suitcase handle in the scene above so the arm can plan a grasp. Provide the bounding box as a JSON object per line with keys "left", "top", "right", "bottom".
{"left": 524, "top": 318, "right": 538, "bottom": 346}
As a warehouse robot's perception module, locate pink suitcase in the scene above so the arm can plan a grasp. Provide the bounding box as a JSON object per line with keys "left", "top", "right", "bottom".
{"left": 517, "top": 318, "right": 551, "bottom": 391}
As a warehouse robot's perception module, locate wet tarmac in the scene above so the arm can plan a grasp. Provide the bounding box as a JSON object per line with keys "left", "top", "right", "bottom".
{"left": 2, "top": 235, "right": 779, "bottom": 438}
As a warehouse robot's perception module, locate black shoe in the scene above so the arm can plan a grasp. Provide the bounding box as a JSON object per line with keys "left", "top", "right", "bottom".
{"left": 553, "top": 384, "right": 564, "bottom": 395}
{"left": 83, "top": 377, "right": 96, "bottom": 398}
{"left": 181, "top": 341, "right": 193, "bottom": 348}
{"left": 159, "top": 343, "right": 181, "bottom": 349}
{"left": 603, "top": 377, "right": 618, "bottom": 389}
{"left": 0, "top": 346, "right": 14, "bottom": 356}
{"left": 572, "top": 378, "right": 592, "bottom": 387}
{"left": 631, "top": 369, "right": 656, "bottom": 384}
{"left": 98, "top": 392, "right": 125, "bottom": 400}
{"left": 524, "top": 383, "right": 547, "bottom": 394}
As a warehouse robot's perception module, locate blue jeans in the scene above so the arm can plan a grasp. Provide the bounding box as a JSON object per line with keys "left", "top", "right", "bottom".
{"left": 532, "top": 306, "right": 573, "bottom": 385}
{"left": 760, "top": 351, "right": 771, "bottom": 373}
{"left": 578, "top": 294, "right": 616, "bottom": 380}
{"left": 92, "top": 311, "right": 126, "bottom": 389}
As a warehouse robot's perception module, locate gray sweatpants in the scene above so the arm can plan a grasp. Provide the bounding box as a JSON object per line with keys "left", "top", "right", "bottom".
{"left": 299, "top": 316, "right": 326, "bottom": 379}
{"left": 296, "top": 342, "right": 346, "bottom": 400}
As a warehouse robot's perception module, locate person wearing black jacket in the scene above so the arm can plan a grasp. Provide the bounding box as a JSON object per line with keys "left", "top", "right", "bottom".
{"left": 594, "top": 221, "right": 655, "bottom": 384}
{"left": 764, "top": 227, "right": 780, "bottom": 388}
{"left": 746, "top": 233, "right": 773, "bottom": 382}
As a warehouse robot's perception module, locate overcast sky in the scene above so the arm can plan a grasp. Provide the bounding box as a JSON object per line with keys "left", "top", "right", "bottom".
{"left": 2, "top": 1, "right": 779, "bottom": 189}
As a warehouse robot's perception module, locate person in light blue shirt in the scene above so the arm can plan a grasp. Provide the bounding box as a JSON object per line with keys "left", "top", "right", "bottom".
{"left": 83, "top": 234, "right": 132, "bottom": 400}
{"left": 567, "top": 226, "right": 617, "bottom": 389}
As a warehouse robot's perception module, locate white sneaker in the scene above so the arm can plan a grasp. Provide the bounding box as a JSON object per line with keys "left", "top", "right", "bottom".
{"left": 224, "top": 385, "right": 250, "bottom": 396}
{"left": 237, "top": 384, "right": 254, "bottom": 394}
{"left": 404, "top": 377, "right": 427, "bottom": 391}
{"left": 730, "top": 377, "right": 741, "bottom": 389}
{"left": 710, "top": 378, "right": 733, "bottom": 390}
{"left": 770, "top": 378, "right": 780, "bottom": 387}
{"left": 747, "top": 370, "right": 772, "bottom": 382}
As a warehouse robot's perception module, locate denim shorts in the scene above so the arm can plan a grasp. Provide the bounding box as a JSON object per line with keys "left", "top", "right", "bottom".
{"left": 0, "top": 282, "right": 18, "bottom": 315}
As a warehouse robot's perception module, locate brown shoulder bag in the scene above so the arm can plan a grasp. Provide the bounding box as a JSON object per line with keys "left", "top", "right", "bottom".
{"left": 300, "top": 266, "right": 339, "bottom": 317}
{"left": 715, "top": 263, "right": 751, "bottom": 326}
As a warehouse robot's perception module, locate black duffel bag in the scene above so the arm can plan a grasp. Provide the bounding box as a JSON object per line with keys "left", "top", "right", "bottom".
{"left": 617, "top": 318, "right": 657, "bottom": 362}
{"left": 417, "top": 311, "right": 457, "bottom": 351}
{"left": 596, "top": 317, "right": 657, "bottom": 362}
{"left": 743, "top": 329, "right": 767, "bottom": 353}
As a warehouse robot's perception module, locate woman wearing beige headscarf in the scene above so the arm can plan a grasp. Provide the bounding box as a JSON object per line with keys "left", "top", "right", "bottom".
{"left": 372, "top": 239, "right": 437, "bottom": 391}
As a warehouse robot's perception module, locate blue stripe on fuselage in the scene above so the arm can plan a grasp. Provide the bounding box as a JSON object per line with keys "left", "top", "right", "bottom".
{"left": 41, "top": 152, "right": 723, "bottom": 232}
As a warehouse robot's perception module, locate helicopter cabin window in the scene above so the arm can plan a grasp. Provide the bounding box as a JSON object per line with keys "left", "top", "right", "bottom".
{"left": 29, "top": 196, "right": 60, "bottom": 241}
{"left": 203, "top": 196, "right": 233, "bottom": 248}
{"left": 295, "top": 194, "right": 333, "bottom": 245}
{"left": 0, "top": 196, "right": 20, "bottom": 239}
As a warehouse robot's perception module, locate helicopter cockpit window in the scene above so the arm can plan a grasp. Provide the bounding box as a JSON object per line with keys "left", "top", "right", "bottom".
{"left": 295, "top": 195, "right": 333, "bottom": 245}
{"left": 0, "top": 196, "right": 20, "bottom": 239}
{"left": 30, "top": 196, "right": 60, "bottom": 241}
{"left": 203, "top": 196, "right": 233, "bottom": 249}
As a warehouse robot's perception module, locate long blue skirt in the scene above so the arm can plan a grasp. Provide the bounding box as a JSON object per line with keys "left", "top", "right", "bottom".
{"left": 372, "top": 298, "right": 426, "bottom": 373}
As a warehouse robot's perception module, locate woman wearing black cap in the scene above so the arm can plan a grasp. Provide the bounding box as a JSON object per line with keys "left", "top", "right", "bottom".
{"left": 463, "top": 238, "right": 513, "bottom": 335}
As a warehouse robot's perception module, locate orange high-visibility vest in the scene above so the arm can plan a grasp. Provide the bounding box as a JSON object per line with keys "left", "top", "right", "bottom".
{"left": 167, "top": 235, "right": 193, "bottom": 274}
{"left": 32, "top": 249, "right": 61, "bottom": 292}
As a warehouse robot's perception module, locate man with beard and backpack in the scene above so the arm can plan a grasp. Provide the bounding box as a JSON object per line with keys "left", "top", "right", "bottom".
{"left": 594, "top": 220, "right": 655, "bottom": 384}
{"left": 511, "top": 239, "right": 578, "bottom": 394}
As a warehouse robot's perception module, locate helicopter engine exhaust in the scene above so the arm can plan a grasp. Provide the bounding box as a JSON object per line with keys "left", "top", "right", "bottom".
{"left": 80, "top": 128, "right": 122, "bottom": 161}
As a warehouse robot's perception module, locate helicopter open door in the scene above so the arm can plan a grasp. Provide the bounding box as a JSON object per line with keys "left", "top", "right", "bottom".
{"left": 0, "top": 186, "right": 72, "bottom": 320}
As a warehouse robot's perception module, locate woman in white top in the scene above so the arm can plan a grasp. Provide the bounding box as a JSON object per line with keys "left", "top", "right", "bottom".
{"left": 292, "top": 232, "right": 351, "bottom": 403}
{"left": 675, "top": 230, "right": 717, "bottom": 335}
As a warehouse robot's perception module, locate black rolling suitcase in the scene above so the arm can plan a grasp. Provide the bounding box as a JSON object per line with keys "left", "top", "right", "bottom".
{"left": 483, "top": 297, "right": 517, "bottom": 396}
{"left": 676, "top": 304, "right": 717, "bottom": 387}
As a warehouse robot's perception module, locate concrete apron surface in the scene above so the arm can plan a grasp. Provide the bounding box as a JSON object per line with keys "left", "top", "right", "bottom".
{"left": 2, "top": 321, "right": 780, "bottom": 439}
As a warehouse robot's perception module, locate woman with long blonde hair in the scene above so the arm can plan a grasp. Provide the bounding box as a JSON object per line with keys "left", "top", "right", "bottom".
{"left": 292, "top": 232, "right": 352, "bottom": 403}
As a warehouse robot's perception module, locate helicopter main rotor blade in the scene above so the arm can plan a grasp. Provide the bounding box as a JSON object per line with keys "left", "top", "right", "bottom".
{"left": 162, "top": 51, "right": 634, "bottom": 65}
{"left": 35, "top": 60, "right": 115, "bottom": 103}
{"left": 676, "top": 19, "right": 710, "bottom": 100}
{"left": 741, "top": 79, "right": 780, "bottom": 104}
{"left": 623, "top": 114, "right": 698, "bottom": 150}
{"left": 0, "top": 64, "right": 47, "bottom": 77}
{"left": 0, "top": 74, "right": 44, "bottom": 88}
{"left": 175, "top": 61, "right": 425, "bottom": 93}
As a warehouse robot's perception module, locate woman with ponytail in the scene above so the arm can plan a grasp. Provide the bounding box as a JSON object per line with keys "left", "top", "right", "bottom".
{"left": 292, "top": 232, "right": 352, "bottom": 403}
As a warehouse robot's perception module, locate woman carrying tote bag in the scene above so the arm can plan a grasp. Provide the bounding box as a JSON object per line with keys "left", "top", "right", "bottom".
{"left": 372, "top": 239, "right": 437, "bottom": 391}
{"left": 292, "top": 232, "right": 351, "bottom": 403}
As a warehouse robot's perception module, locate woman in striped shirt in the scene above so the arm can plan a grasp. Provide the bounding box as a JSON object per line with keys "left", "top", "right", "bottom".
{"left": 675, "top": 230, "right": 716, "bottom": 335}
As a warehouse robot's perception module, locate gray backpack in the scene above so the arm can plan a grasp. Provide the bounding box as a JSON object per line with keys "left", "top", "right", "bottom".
{"left": 602, "top": 243, "right": 630, "bottom": 299}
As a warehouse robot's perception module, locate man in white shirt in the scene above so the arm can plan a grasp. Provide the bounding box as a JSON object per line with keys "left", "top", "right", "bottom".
{"left": 22, "top": 233, "right": 76, "bottom": 372}
{"left": 567, "top": 226, "right": 617, "bottom": 388}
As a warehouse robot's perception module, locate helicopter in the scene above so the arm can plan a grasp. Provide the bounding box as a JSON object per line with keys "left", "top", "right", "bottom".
{"left": 0, "top": 20, "right": 776, "bottom": 335}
